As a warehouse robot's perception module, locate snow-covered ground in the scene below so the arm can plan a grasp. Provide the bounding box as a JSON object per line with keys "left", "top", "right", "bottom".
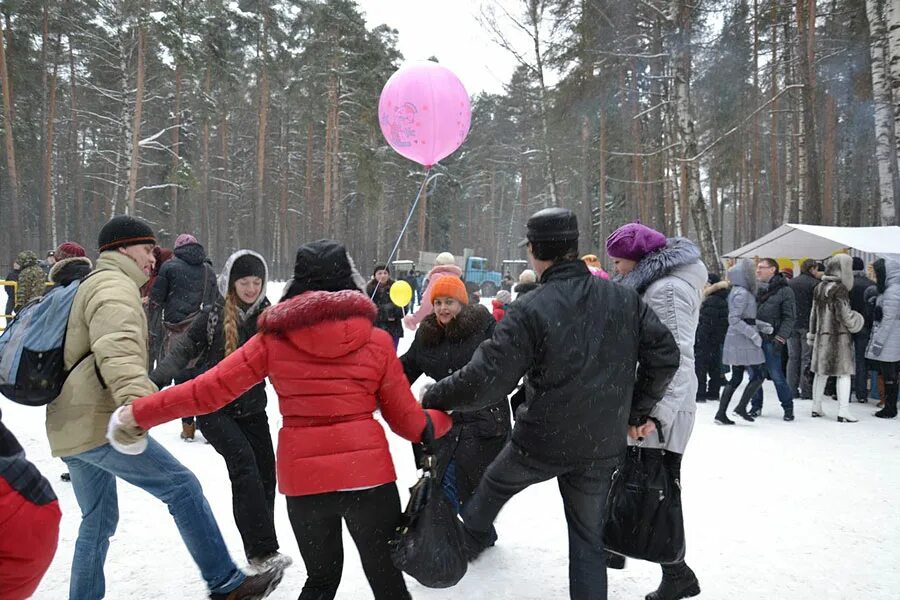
{"left": 4, "top": 284, "right": 899, "bottom": 599}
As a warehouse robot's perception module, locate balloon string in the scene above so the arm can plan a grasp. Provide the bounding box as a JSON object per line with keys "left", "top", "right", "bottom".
{"left": 372, "top": 167, "right": 434, "bottom": 299}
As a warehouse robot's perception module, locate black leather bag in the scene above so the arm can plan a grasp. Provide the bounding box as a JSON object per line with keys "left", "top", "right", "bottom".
{"left": 389, "top": 418, "right": 467, "bottom": 588}
{"left": 603, "top": 438, "right": 686, "bottom": 564}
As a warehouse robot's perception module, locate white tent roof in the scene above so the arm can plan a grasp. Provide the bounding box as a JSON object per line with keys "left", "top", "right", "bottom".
{"left": 723, "top": 224, "right": 900, "bottom": 259}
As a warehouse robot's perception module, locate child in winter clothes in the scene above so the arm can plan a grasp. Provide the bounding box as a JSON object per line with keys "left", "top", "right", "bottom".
{"left": 492, "top": 289, "right": 512, "bottom": 321}
{"left": 109, "top": 239, "right": 453, "bottom": 600}
{"left": 403, "top": 252, "right": 463, "bottom": 330}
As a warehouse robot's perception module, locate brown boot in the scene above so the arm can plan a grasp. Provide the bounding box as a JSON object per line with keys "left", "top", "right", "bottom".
{"left": 209, "top": 565, "right": 285, "bottom": 600}
{"left": 181, "top": 421, "right": 196, "bottom": 441}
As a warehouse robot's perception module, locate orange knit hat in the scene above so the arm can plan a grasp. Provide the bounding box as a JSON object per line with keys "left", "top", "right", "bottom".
{"left": 429, "top": 276, "right": 469, "bottom": 305}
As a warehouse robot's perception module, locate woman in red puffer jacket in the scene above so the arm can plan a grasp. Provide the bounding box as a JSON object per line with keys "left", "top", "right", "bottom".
{"left": 112, "top": 240, "right": 452, "bottom": 600}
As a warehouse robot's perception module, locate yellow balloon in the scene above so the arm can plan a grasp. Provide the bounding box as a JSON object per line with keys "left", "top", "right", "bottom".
{"left": 390, "top": 280, "right": 413, "bottom": 307}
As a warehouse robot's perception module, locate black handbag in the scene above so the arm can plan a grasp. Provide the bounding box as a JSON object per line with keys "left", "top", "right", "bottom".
{"left": 389, "top": 447, "right": 468, "bottom": 588}
{"left": 603, "top": 428, "right": 686, "bottom": 564}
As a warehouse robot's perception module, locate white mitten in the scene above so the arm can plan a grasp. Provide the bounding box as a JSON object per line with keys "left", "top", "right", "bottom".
{"left": 106, "top": 406, "right": 148, "bottom": 455}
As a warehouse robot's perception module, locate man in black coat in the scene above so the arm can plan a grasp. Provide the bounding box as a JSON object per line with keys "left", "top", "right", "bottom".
{"left": 422, "top": 208, "right": 680, "bottom": 600}
{"left": 849, "top": 257, "right": 875, "bottom": 401}
{"left": 695, "top": 273, "right": 730, "bottom": 402}
{"left": 751, "top": 258, "right": 797, "bottom": 419}
{"left": 787, "top": 259, "right": 821, "bottom": 399}
{"left": 149, "top": 233, "right": 218, "bottom": 440}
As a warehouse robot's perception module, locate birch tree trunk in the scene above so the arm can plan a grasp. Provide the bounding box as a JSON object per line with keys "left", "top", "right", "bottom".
{"left": 527, "top": 0, "right": 559, "bottom": 208}
{"left": 43, "top": 36, "right": 60, "bottom": 250}
{"left": 782, "top": 16, "right": 796, "bottom": 223}
{"left": 68, "top": 32, "right": 83, "bottom": 245}
{"left": 126, "top": 25, "right": 144, "bottom": 216}
{"left": 670, "top": 0, "right": 719, "bottom": 272}
{"left": 0, "top": 16, "right": 22, "bottom": 253}
{"left": 885, "top": 0, "right": 900, "bottom": 169}
{"left": 598, "top": 107, "right": 607, "bottom": 255}
{"left": 254, "top": 9, "right": 270, "bottom": 251}
{"left": 200, "top": 69, "right": 211, "bottom": 250}
{"left": 170, "top": 59, "right": 182, "bottom": 236}
{"left": 866, "top": 0, "right": 898, "bottom": 224}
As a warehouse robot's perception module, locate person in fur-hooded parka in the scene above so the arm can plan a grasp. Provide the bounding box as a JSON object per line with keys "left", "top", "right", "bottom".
{"left": 607, "top": 224, "right": 705, "bottom": 600}
{"left": 808, "top": 254, "right": 864, "bottom": 422}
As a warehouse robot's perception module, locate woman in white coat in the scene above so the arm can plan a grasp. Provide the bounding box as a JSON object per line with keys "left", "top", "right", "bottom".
{"left": 607, "top": 223, "right": 707, "bottom": 600}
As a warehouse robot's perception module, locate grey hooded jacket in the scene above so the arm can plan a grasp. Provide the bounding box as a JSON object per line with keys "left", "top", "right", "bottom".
{"left": 723, "top": 259, "right": 765, "bottom": 366}
{"left": 866, "top": 258, "right": 900, "bottom": 363}
{"left": 617, "top": 237, "right": 707, "bottom": 454}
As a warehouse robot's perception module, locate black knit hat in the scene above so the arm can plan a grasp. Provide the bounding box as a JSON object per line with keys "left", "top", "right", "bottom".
{"left": 852, "top": 256, "right": 865, "bottom": 271}
{"left": 98, "top": 215, "right": 156, "bottom": 252}
{"left": 230, "top": 254, "right": 266, "bottom": 283}
{"left": 373, "top": 264, "right": 389, "bottom": 277}
{"left": 282, "top": 240, "right": 358, "bottom": 300}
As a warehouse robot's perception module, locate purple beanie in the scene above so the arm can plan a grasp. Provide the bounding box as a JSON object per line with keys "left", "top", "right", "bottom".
{"left": 605, "top": 223, "right": 667, "bottom": 261}
{"left": 174, "top": 233, "right": 198, "bottom": 249}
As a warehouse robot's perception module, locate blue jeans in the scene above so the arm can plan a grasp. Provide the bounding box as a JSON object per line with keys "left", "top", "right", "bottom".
{"left": 62, "top": 439, "right": 245, "bottom": 600}
{"left": 751, "top": 340, "right": 794, "bottom": 412}
{"left": 441, "top": 458, "right": 461, "bottom": 513}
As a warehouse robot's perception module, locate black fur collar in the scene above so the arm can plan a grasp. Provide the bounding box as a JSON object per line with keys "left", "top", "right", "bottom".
{"left": 418, "top": 304, "right": 493, "bottom": 347}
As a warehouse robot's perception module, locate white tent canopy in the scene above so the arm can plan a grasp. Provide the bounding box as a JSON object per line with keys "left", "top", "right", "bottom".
{"left": 723, "top": 224, "right": 900, "bottom": 259}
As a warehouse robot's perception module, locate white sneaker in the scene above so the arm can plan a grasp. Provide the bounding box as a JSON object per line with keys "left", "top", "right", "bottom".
{"left": 249, "top": 552, "right": 293, "bottom": 574}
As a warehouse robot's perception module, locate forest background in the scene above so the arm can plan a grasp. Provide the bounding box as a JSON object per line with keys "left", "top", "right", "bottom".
{"left": 1, "top": 0, "right": 899, "bottom": 277}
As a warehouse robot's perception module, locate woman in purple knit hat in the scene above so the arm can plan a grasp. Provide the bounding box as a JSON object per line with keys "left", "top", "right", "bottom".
{"left": 606, "top": 222, "right": 707, "bottom": 600}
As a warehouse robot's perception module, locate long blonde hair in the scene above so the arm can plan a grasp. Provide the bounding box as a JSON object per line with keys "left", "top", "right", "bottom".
{"left": 223, "top": 290, "right": 240, "bottom": 356}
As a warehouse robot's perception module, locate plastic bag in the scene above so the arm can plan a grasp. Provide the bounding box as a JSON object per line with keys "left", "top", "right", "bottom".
{"left": 603, "top": 446, "right": 685, "bottom": 564}
{"left": 390, "top": 453, "right": 468, "bottom": 588}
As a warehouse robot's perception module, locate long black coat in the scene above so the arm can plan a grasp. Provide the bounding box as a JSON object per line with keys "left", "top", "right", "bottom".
{"left": 695, "top": 281, "right": 730, "bottom": 357}
{"left": 402, "top": 304, "right": 509, "bottom": 505}
{"left": 150, "top": 297, "right": 271, "bottom": 418}
{"left": 366, "top": 279, "right": 404, "bottom": 339}
{"left": 150, "top": 243, "right": 218, "bottom": 324}
{"left": 789, "top": 272, "right": 819, "bottom": 332}
{"left": 423, "top": 260, "right": 680, "bottom": 466}
{"left": 850, "top": 272, "right": 875, "bottom": 330}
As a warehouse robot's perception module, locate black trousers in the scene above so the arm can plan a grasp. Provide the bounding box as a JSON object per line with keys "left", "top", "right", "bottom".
{"left": 286, "top": 483, "right": 410, "bottom": 600}
{"left": 694, "top": 346, "right": 724, "bottom": 399}
{"left": 852, "top": 330, "right": 871, "bottom": 398}
{"left": 196, "top": 410, "right": 278, "bottom": 561}
{"left": 463, "top": 443, "right": 617, "bottom": 600}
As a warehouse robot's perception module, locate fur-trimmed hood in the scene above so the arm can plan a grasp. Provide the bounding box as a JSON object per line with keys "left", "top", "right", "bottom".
{"left": 417, "top": 304, "right": 493, "bottom": 348}
{"left": 258, "top": 290, "right": 377, "bottom": 359}
{"left": 727, "top": 259, "right": 758, "bottom": 295}
{"left": 426, "top": 263, "right": 462, "bottom": 280}
{"left": 705, "top": 279, "right": 730, "bottom": 298}
{"left": 822, "top": 254, "right": 854, "bottom": 292}
{"left": 616, "top": 237, "right": 704, "bottom": 294}
{"left": 49, "top": 256, "right": 92, "bottom": 285}
{"left": 218, "top": 249, "right": 269, "bottom": 319}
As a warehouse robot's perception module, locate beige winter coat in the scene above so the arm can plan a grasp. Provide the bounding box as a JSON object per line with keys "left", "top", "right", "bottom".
{"left": 45, "top": 251, "right": 158, "bottom": 457}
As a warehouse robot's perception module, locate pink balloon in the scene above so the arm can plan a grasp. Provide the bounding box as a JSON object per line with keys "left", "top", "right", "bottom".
{"left": 378, "top": 62, "right": 472, "bottom": 168}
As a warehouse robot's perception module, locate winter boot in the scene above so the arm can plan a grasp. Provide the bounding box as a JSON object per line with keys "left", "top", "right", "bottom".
{"left": 248, "top": 552, "right": 293, "bottom": 574}
{"left": 209, "top": 564, "right": 285, "bottom": 600}
{"left": 714, "top": 386, "right": 736, "bottom": 425}
{"left": 874, "top": 381, "right": 899, "bottom": 419}
{"left": 645, "top": 562, "right": 701, "bottom": 600}
{"left": 733, "top": 379, "right": 761, "bottom": 422}
{"left": 181, "top": 421, "right": 196, "bottom": 441}
{"left": 837, "top": 393, "right": 858, "bottom": 423}
{"left": 783, "top": 407, "right": 795, "bottom": 422}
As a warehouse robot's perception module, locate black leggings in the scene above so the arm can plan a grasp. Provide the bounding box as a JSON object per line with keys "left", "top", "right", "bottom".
{"left": 286, "top": 484, "right": 410, "bottom": 600}
{"left": 197, "top": 410, "right": 278, "bottom": 561}
{"left": 728, "top": 364, "right": 766, "bottom": 387}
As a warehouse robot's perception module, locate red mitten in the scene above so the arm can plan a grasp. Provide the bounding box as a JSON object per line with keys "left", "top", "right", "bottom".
{"left": 423, "top": 409, "right": 453, "bottom": 441}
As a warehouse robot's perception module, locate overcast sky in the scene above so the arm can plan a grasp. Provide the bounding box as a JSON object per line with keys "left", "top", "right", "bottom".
{"left": 356, "top": 0, "right": 525, "bottom": 96}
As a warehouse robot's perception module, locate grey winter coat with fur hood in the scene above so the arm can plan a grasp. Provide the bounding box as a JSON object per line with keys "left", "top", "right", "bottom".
{"left": 866, "top": 258, "right": 900, "bottom": 363}
{"left": 723, "top": 259, "right": 765, "bottom": 366}
{"left": 807, "top": 254, "right": 864, "bottom": 376}
{"left": 616, "top": 237, "right": 707, "bottom": 454}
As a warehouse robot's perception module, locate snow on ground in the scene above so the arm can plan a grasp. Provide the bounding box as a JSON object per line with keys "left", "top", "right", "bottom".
{"left": 3, "top": 285, "right": 900, "bottom": 599}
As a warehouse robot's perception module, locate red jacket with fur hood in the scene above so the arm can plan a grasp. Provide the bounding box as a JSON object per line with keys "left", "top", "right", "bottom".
{"left": 132, "top": 290, "right": 452, "bottom": 496}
